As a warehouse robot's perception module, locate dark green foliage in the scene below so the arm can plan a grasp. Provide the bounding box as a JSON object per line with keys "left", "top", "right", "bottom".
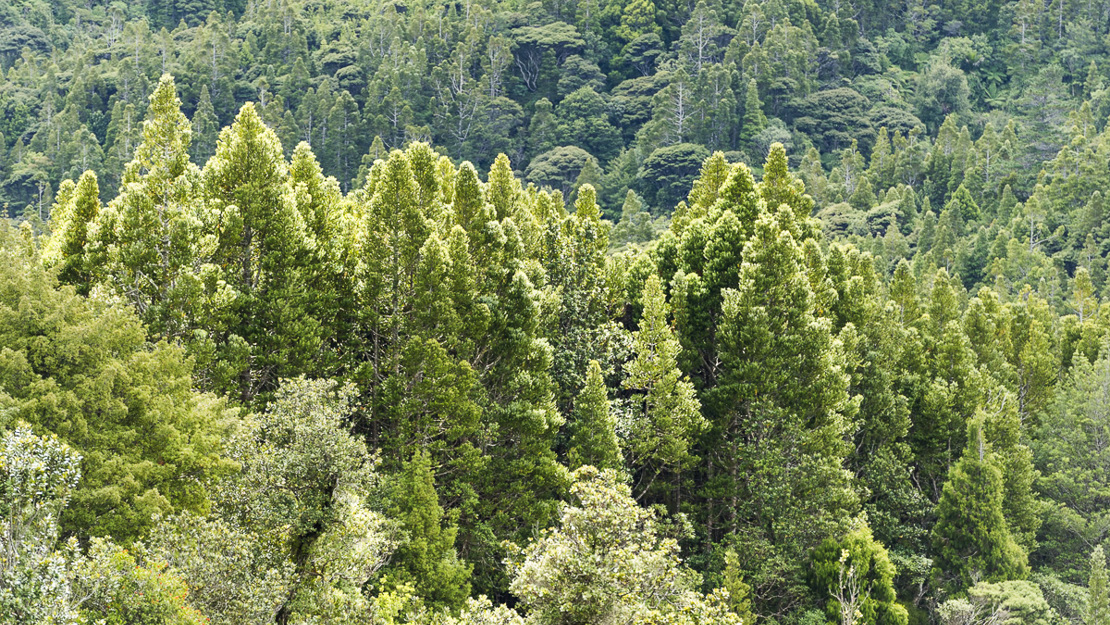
{"left": 792, "top": 88, "right": 877, "bottom": 155}
{"left": 638, "top": 142, "right": 710, "bottom": 212}
{"left": 555, "top": 88, "right": 622, "bottom": 164}
{"left": 382, "top": 450, "right": 472, "bottom": 611}
{"left": 1035, "top": 350, "right": 1110, "bottom": 581}
{"left": 932, "top": 417, "right": 1029, "bottom": 592}
{"left": 527, "top": 145, "right": 595, "bottom": 198}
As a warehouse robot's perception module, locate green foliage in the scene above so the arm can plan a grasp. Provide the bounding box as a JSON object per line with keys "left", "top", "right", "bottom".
{"left": 938, "top": 581, "right": 1057, "bottom": 625}
{"left": 0, "top": 224, "right": 233, "bottom": 542}
{"left": 212, "top": 377, "right": 397, "bottom": 623}
{"left": 91, "top": 75, "right": 205, "bottom": 344}
{"left": 0, "top": 424, "right": 81, "bottom": 623}
{"left": 1089, "top": 546, "right": 1110, "bottom": 625}
{"left": 527, "top": 145, "right": 596, "bottom": 198}
{"left": 1035, "top": 349, "right": 1110, "bottom": 580}
{"left": 382, "top": 450, "right": 471, "bottom": 611}
{"left": 200, "top": 102, "right": 320, "bottom": 401}
{"left": 72, "top": 539, "right": 208, "bottom": 625}
{"left": 5, "top": 7, "right": 1110, "bottom": 614}
{"left": 932, "top": 417, "right": 1029, "bottom": 592}
{"left": 639, "top": 143, "right": 711, "bottom": 211}
{"left": 721, "top": 549, "right": 757, "bottom": 625}
{"left": 793, "top": 89, "right": 876, "bottom": 155}
{"left": 0, "top": 425, "right": 205, "bottom": 625}
{"left": 505, "top": 466, "right": 741, "bottom": 625}
{"left": 740, "top": 79, "right": 768, "bottom": 154}
{"left": 611, "top": 189, "right": 659, "bottom": 246}
{"left": 567, "top": 360, "right": 622, "bottom": 472}
{"left": 709, "top": 207, "right": 856, "bottom": 610}
{"left": 811, "top": 522, "right": 908, "bottom": 625}
{"left": 42, "top": 170, "right": 99, "bottom": 292}
{"left": 624, "top": 274, "right": 705, "bottom": 500}
{"left": 148, "top": 512, "right": 294, "bottom": 625}
{"left": 439, "top": 596, "right": 525, "bottom": 625}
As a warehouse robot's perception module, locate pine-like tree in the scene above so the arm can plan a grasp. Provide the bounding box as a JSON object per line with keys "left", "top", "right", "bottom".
{"left": 624, "top": 274, "right": 705, "bottom": 502}
{"left": 760, "top": 143, "right": 815, "bottom": 227}
{"left": 739, "top": 78, "right": 767, "bottom": 154}
{"left": 202, "top": 101, "right": 318, "bottom": 401}
{"left": 567, "top": 360, "right": 622, "bottom": 471}
{"left": 1090, "top": 546, "right": 1110, "bottom": 625}
{"left": 91, "top": 74, "right": 205, "bottom": 343}
{"left": 383, "top": 449, "right": 472, "bottom": 611}
{"left": 191, "top": 84, "right": 219, "bottom": 165}
{"left": 706, "top": 205, "right": 857, "bottom": 610}
{"left": 932, "top": 416, "right": 1029, "bottom": 592}
{"left": 45, "top": 170, "right": 100, "bottom": 293}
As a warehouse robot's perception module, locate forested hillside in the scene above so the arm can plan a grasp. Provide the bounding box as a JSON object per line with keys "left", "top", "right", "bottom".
{"left": 6, "top": 0, "right": 1110, "bottom": 623}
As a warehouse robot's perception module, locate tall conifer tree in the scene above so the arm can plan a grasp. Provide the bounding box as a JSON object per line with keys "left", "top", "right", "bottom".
{"left": 932, "top": 416, "right": 1029, "bottom": 591}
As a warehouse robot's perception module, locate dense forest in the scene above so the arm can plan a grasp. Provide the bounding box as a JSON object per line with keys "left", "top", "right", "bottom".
{"left": 6, "top": 0, "right": 1110, "bottom": 623}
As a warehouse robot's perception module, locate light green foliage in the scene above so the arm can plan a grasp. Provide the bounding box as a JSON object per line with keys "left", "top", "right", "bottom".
{"left": 0, "top": 425, "right": 205, "bottom": 625}
{"left": 0, "top": 224, "right": 233, "bottom": 542}
{"left": 42, "top": 170, "right": 100, "bottom": 291}
{"left": 191, "top": 85, "right": 219, "bottom": 165}
{"left": 721, "top": 549, "right": 757, "bottom": 625}
{"left": 611, "top": 189, "right": 658, "bottom": 246}
{"left": 938, "top": 581, "right": 1057, "bottom": 625}
{"left": 1089, "top": 546, "right": 1109, "bottom": 625}
{"left": 568, "top": 360, "right": 622, "bottom": 472}
{"left": 761, "top": 143, "right": 818, "bottom": 231}
{"left": 506, "top": 466, "right": 742, "bottom": 625}
{"left": 72, "top": 539, "right": 208, "bottom": 625}
{"left": 811, "top": 521, "right": 907, "bottom": 625}
{"left": 617, "top": 0, "right": 662, "bottom": 43}
{"left": 214, "top": 377, "right": 396, "bottom": 623}
{"left": 0, "top": 425, "right": 81, "bottom": 624}
{"left": 439, "top": 596, "right": 525, "bottom": 625}
{"left": 624, "top": 274, "right": 705, "bottom": 499}
{"left": 90, "top": 75, "right": 207, "bottom": 344}
{"left": 1031, "top": 572, "right": 1088, "bottom": 625}
{"left": 147, "top": 512, "right": 294, "bottom": 625}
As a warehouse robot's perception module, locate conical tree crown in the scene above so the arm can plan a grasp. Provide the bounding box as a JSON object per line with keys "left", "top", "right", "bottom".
{"left": 46, "top": 170, "right": 101, "bottom": 291}
{"left": 206, "top": 101, "right": 305, "bottom": 284}
{"left": 931, "top": 416, "right": 1029, "bottom": 591}
{"left": 385, "top": 449, "right": 472, "bottom": 611}
{"left": 124, "top": 74, "right": 191, "bottom": 186}
{"left": 760, "top": 142, "right": 815, "bottom": 225}
{"left": 1090, "top": 546, "right": 1110, "bottom": 625}
{"left": 568, "top": 360, "right": 622, "bottom": 472}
